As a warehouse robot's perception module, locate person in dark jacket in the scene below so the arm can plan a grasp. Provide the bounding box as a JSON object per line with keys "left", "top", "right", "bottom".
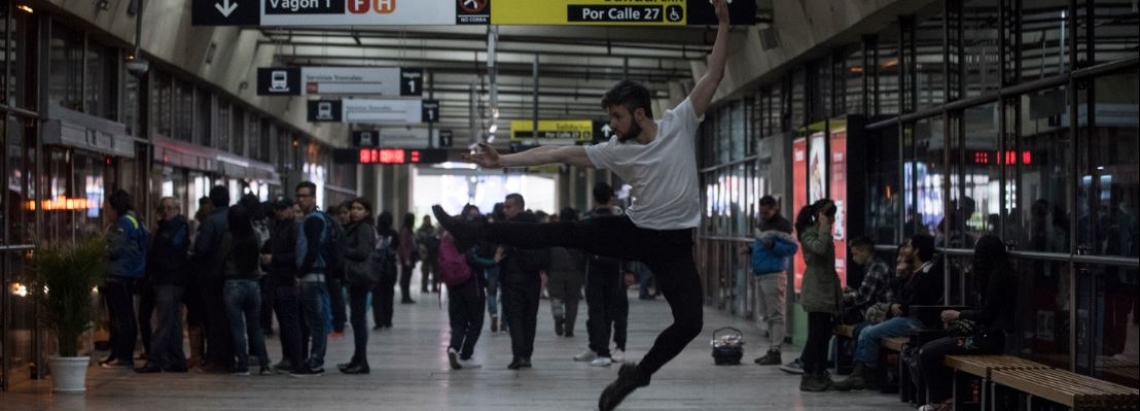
{"left": 547, "top": 207, "right": 586, "bottom": 338}
{"left": 185, "top": 196, "right": 213, "bottom": 369}
{"left": 262, "top": 196, "right": 305, "bottom": 374}
{"left": 835, "top": 233, "right": 943, "bottom": 391}
{"left": 575, "top": 184, "right": 630, "bottom": 368}
{"left": 220, "top": 204, "right": 271, "bottom": 375}
{"left": 796, "top": 199, "right": 841, "bottom": 391}
{"left": 327, "top": 203, "right": 350, "bottom": 337}
{"left": 372, "top": 211, "right": 399, "bottom": 330}
{"left": 498, "top": 193, "right": 550, "bottom": 370}
{"left": 338, "top": 198, "right": 377, "bottom": 374}
{"left": 741, "top": 195, "right": 797, "bottom": 366}
{"left": 397, "top": 213, "right": 418, "bottom": 304}
{"left": 292, "top": 181, "right": 332, "bottom": 376}
{"left": 917, "top": 235, "right": 1015, "bottom": 411}
{"left": 100, "top": 189, "right": 147, "bottom": 369}
{"left": 445, "top": 227, "right": 486, "bottom": 370}
{"left": 193, "top": 185, "right": 234, "bottom": 372}
{"left": 135, "top": 197, "right": 190, "bottom": 373}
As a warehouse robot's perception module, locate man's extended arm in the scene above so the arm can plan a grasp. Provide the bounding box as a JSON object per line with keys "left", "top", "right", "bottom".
{"left": 688, "top": 0, "right": 730, "bottom": 117}
{"left": 464, "top": 143, "right": 595, "bottom": 169}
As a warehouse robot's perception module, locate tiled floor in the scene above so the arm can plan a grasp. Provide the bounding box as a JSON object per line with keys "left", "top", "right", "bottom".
{"left": 2, "top": 287, "right": 912, "bottom": 410}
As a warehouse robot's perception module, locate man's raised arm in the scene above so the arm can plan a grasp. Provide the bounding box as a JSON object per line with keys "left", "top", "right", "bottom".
{"left": 464, "top": 143, "right": 595, "bottom": 169}
{"left": 688, "top": 0, "right": 730, "bottom": 117}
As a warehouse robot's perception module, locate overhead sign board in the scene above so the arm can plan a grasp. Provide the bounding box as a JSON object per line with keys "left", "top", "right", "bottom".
{"left": 193, "top": 0, "right": 754, "bottom": 26}
{"left": 258, "top": 67, "right": 422, "bottom": 96}
{"left": 510, "top": 120, "right": 595, "bottom": 141}
{"left": 307, "top": 99, "right": 438, "bottom": 124}
{"left": 333, "top": 148, "right": 450, "bottom": 165}
{"left": 352, "top": 128, "right": 441, "bottom": 148}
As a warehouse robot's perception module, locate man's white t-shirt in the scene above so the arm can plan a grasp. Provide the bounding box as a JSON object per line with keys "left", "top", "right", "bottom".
{"left": 585, "top": 98, "right": 703, "bottom": 231}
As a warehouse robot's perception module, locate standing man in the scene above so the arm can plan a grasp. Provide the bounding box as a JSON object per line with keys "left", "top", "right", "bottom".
{"left": 740, "top": 195, "right": 796, "bottom": 366}
{"left": 99, "top": 189, "right": 147, "bottom": 369}
{"left": 498, "top": 193, "right": 550, "bottom": 370}
{"left": 263, "top": 196, "right": 304, "bottom": 374}
{"left": 432, "top": 1, "right": 729, "bottom": 408}
{"left": 194, "top": 186, "right": 234, "bottom": 372}
{"left": 574, "top": 182, "right": 630, "bottom": 368}
{"left": 417, "top": 216, "right": 442, "bottom": 294}
{"left": 135, "top": 197, "right": 190, "bottom": 373}
{"left": 291, "top": 181, "right": 332, "bottom": 376}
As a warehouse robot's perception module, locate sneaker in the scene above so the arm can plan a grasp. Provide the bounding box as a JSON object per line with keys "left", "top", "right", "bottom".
{"left": 490, "top": 316, "right": 499, "bottom": 333}
{"left": 272, "top": 361, "right": 293, "bottom": 375}
{"left": 611, "top": 349, "right": 625, "bottom": 363}
{"left": 591, "top": 357, "right": 613, "bottom": 367}
{"left": 99, "top": 359, "right": 132, "bottom": 369}
{"left": 289, "top": 366, "right": 324, "bottom": 378}
{"left": 133, "top": 364, "right": 163, "bottom": 374}
{"left": 779, "top": 357, "right": 804, "bottom": 375}
{"left": 598, "top": 363, "right": 650, "bottom": 411}
{"left": 554, "top": 317, "right": 564, "bottom": 336}
{"left": 258, "top": 366, "right": 272, "bottom": 376}
{"left": 447, "top": 348, "right": 462, "bottom": 370}
{"left": 754, "top": 350, "right": 782, "bottom": 366}
{"left": 573, "top": 350, "right": 597, "bottom": 362}
{"left": 800, "top": 373, "right": 832, "bottom": 392}
{"left": 458, "top": 358, "right": 482, "bottom": 369}
{"left": 227, "top": 366, "right": 250, "bottom": 376}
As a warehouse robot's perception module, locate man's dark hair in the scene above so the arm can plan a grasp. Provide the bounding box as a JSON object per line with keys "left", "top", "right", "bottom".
{"left": 593, "top": 182, "right": 614, "bottom": 205}
{"left": 909, "top": 234, "right": 936, "bottom": 262}
{"left": 198, "top": 196, "right": 211, "bottom": 206}
{"left": 109, "top": 189, "right": 133, "bottom": 216}
{"left": 601, "top": 80, "right": 654, "bottom": 119}
{"left": 295, "top": 181, "right": 317, "bottom": 195}
{"left": 560, "top": 207, "right": 579, "bottom": 223}
{"left": 239, "top": 194, "right": 265, "bottom": 220}
{"left": 759, "top": 195, "right": 778, "bottom": 208}
{"left": 209, "top": 185, "right": 230, "bottom": 208}
{"left": 850, "top": 236, "right": 875, "bottom": 252}
{"left": 506, "top": 193, "right": 525, "bottom": 208}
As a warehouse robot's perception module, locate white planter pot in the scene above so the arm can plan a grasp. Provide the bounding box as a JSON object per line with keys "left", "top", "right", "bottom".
{"left": 49, "top": 356, "right": 90, "bottom": 393}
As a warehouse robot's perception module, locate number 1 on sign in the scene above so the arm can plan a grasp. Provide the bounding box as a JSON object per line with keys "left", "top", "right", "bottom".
{"left": 428, "top": 110, "right": 435, "bottom": 121}
{"left": 408, "top": 80, "right": 417, "bottom": 94}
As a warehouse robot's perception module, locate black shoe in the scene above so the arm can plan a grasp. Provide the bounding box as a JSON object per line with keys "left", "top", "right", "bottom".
{"left": 401, "top": 299, "right": 416, "bottom": 304}
{"left": 337, "top": 361, "right": 354, "bottom": 371}
{"left": 554, "top": 317, "right": 564, "bottom": 336}
{"left": 258, "top": 366, "right": 272, "bottom": 376}
{"left": 520, "top": 357, "right": 532, "bottom": 369}
{"left": 432, "top": 205, "right": 483, "bottom": 250}
{"left": 507, "top": 357, "right": 523, "bottom": 370}
{"left": 754, "top": 350, "right": 782, "bottom": 366}
{"left": 564, "top": 331, "right": 574, "bottom": 338}
{"left": 372, "top": 324, "right": 384, "bottom": 331}
{"left": 227, "top": 366, "right": 250, "bottom": 376}
{"left": 598, "top": 363, "right": 650, "bottom": 411}
{"left": 340, "top": 363, "right": 370, "bottom": 374}
{"left": 134, "top": 364, "right": 163, "bottom": 374}
{"left": 289, "top": 366, "right": 324, "bottom": 378}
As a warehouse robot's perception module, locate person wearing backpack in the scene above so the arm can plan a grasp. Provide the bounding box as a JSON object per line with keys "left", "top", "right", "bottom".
{"left": 337, "top": 198, "right": 377, "bottom": 374}
{"left": 439, "top": 228, "right": 485, "bottom": 370}
{"left": 290, "top": 181, "right": 338, "bottom": 377}
{"left": 100, "top": 189, "right": 148, "bottom": 369}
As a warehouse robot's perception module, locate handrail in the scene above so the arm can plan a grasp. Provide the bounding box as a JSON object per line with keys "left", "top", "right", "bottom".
{"left": 0, "top": 244, "right": 35, "bottom": 252}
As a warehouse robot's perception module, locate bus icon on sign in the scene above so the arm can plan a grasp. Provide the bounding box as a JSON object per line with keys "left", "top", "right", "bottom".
{"left": 360, "top": 132, "right": 374, "bottom": 147}
{"left": 270, "top": 71, "right": 289, "bottom": 92}
{"left": 317, "top": 102, "right": 333, "bottom": 120}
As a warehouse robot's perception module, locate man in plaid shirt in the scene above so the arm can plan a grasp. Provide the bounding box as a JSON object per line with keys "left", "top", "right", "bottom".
{"left": 843, "top": 236, "right": 894, "bottom": 324}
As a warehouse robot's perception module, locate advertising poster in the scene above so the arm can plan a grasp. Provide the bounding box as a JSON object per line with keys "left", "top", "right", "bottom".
{"left": 792, "top": 138, "right": 807, "bottom": 293}
{"left": 808, "top": 132, "right": 827, "bottom": 204}
{"left": 830, "top": 128, "right": 848, "bottom": 288}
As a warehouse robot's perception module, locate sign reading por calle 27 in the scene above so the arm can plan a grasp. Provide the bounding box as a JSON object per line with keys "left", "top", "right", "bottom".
{"left": 192, "top": 0, "right": 754, "bottom": 26}
{"left": 257, "top": 67, "right": 423, "bottom": 96}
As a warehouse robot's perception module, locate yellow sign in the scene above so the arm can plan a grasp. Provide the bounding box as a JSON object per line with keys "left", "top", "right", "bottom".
{"left": 510, "top": 120, "right": 594, "bottom": 141}
{"left": 492, "top": 0, "right": 687, "bottom": 26}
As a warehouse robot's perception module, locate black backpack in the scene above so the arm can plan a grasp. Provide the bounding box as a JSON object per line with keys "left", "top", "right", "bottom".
{"left": 318, "top": 212, "right": 347, "bottom": 272}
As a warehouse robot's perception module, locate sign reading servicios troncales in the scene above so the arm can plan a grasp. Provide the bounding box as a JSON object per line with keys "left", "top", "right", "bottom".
{"left": 257, "top": 67, "right": 423, "bottom": 97}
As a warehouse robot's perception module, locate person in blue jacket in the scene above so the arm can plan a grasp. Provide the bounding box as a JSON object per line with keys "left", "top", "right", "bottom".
{"left": 100, "top": 189, "right": 148, "bottom": 369}
{"left": 740, "top": 195, "right": 797, "bottom": 366}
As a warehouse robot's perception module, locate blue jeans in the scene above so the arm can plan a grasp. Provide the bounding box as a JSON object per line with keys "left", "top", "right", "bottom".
{"left": 224, "top": 279, "right": 269, "bottom": 369}
{"left": 148, "top": 285, "right": 186, "bottom": 369}
{"left": 300, "top": 280, "right": 330, "bottom": 368}
{"left": 484, "top": 267, "right": 500, "bottom": 316}
{"left": 854, "top": 316, "right": 921, "bottom": 368}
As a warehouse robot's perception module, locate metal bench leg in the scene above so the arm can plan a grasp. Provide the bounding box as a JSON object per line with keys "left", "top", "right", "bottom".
{"left": 952, "top": 370, "right": 961, "bottom": 411}
{"left": 979, "top": 376, "right": 988, "bottom": 411}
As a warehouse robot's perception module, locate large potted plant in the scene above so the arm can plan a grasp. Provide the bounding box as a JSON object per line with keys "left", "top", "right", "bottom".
{"left": 28, "top": 235, "right": 108, "bottom": 393}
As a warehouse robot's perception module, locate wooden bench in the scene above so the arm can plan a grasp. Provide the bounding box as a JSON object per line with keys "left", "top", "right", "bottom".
{"left": 944, "top": 355, "right": 1053, "bottom": 411}
{"left": 991, "top": 368, "right": 1139, "bottom": 410}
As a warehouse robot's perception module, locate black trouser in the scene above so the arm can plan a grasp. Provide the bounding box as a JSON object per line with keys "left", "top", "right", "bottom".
{"left": 503, "top": 277, "right": 541, "bottom": 359}
{"left": 919, "top": 332, "right": 1005, "bottom": 403}
{"left": 272, "top": 282, "right": 304, "bottom": 368}
{"left": 421, "top": 254, "right": 439, "bottom": 292}
{"left": 372, "top": 270, "right": 397, "bottom": 327}
{"left": 148, "top": 284, "right": 186, "bottom": 369}
{"left": 103, "top": 277, "right": 137, "bottom": 362}
{"left": 448, "top": 283, "right": 486, "bottom": 359}
{"left": 259, "top": 276, "right": 275, "bottom": 334}
{"left": 347, "top": 284, "right": 371, "bottom": 364}
{"left": 327, "top": 277, "right": 347, "bottom": 333}
{"left": 547, "top": 274, "right": 583, "bottom": 335}
{"left": 137, "top": 280, "right": 155, "bottom": 357}
{"left": 802, "top": 312, "right": 834, "bottom": 375}
{"left": 484, "top": 215, "right": 702, "bottom": 376}
{"left": 204, "top": 275, "right": 234, "bottom": 368}
{"left": 184, "top": 279, "right": 206, "bottom": 329}
{"left": 586, "top": 265, "right": 628, "bottom": 358}
{"left": 399, "top": 263, "right": 415, "bottom": 302}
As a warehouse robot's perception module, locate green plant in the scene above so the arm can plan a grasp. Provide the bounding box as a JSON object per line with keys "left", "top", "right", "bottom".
{"left": 28, "top": 236, "right": 109, "bottom": 357}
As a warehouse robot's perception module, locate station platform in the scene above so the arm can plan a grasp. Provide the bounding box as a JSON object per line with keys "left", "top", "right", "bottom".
{"left": 0, "top": 288, "right": 910, "bottom": 411}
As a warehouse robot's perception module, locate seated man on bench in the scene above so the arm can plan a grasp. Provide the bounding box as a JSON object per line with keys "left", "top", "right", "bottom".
{"left": 916, "top": 235, "right": 1016, "bottom": 411}
{"left": 835, "top": 234, "right": 944, "bottom": 392}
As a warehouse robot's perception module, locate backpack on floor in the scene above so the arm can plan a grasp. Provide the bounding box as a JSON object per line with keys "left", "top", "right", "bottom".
{"left": 438, "top": 234, "right": 473, "bottom": 286}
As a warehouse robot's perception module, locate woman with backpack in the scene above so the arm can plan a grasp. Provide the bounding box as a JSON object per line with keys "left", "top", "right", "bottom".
{"left": 796, "top": 199, "right": 841, "bottom": 392}
{"left": 337, "top": 198, "right": 377, "bottom": 374}
{"left": 441, "top": 227, "right": 485, "bottom": 370}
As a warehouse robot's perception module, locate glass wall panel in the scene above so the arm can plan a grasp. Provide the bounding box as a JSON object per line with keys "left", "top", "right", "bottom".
{"left": 877, "top": 27, "right": 901, "bottom": 115}
{"left": 195, "top": 88, "right": 211, "bottom": 147}
{"left": 1013, "top": 255, "right": 1072, "bottom": 370}
{"left": 1077, "top": 72, "right": 1139, "bottom": 258}
{"left": 1088, "top": 0, "right": 1139, "bottom": 64}
{"left": 1019, "top": 2, "right": 1069, "bottom": 82}
{"left": 907, "top": 117, "right": 945, "bottom": 238}
{"left": 1075, "top": 262, "right": 1139, "bottom": 388}
{"left": 867, "top": 125, "right": 901, "bottom": 245}
{"left": 791, "top": 70, "right": 805, "bottom": 127}
{"left": 845, "top": 46, "right": 865, "bottom": 116}
{"left": 915, "top": 11, "right": 945, "bottom": 109}
{"left": 247, "top": 112, "right": 260, "bottom": 162}
{"left": 152, "top": 70, "right": 172, "bottom": 137}
{"left": 217, "top": 100, "right": 231, "bottom": 151}
{"left": 3, "top": 5, "right": 36, "bottom": 109}
{"left": 48, "top": 22, "right": 82, "bottom": 111}
{"left": 731, "top": 102, "right": 746, "bottom": 160}
{"left": 84, "top": 44, "right": 115, "bottom": 120}
{"left": 232, "top": 106, "right": 245, "bottom": 156}
{"left": 947, "top": 103, "right": 1002, "bottom": 248}
{"left": 123, "top": 69, "right": 140, "bottom": 136}
{"left": 176, "top": 81, "right": 193, "bottom": 142}
{"left": 1012, "top": 87, "right": 1071, "bottom": 254}
{"left": 716, "top": 107, "right": 730, "bottom": 164}
{"left": 964, "top": 0, "right": 1001, "bottom": 99}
